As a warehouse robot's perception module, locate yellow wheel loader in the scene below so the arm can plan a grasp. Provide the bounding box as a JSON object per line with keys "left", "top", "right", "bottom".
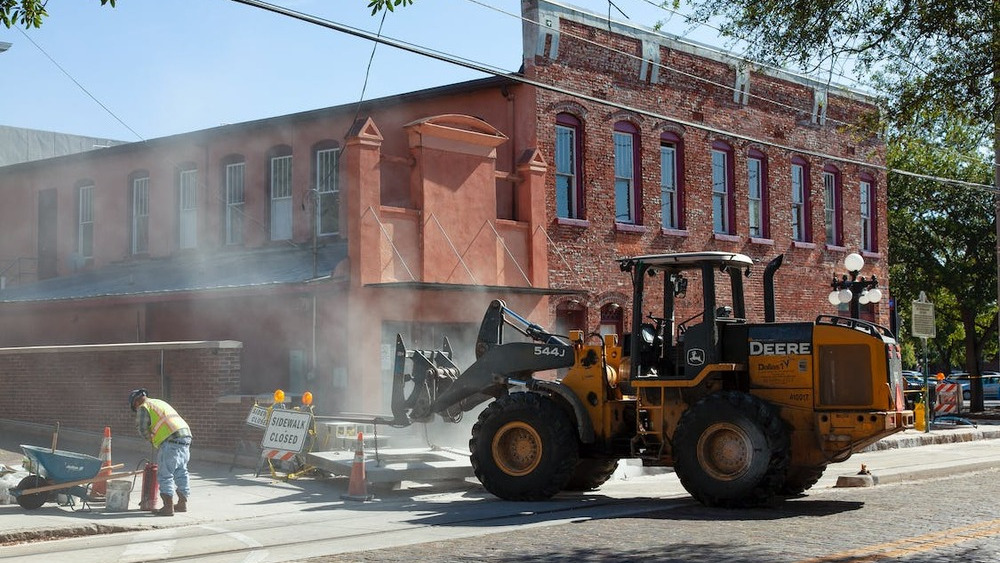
{"left": 378, "top": 251, "right": 913, "bottom": 507}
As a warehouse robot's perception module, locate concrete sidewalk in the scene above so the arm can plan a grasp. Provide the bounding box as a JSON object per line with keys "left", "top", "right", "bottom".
{"left": 1, "top": 419, "right": 999, "bottom": 546}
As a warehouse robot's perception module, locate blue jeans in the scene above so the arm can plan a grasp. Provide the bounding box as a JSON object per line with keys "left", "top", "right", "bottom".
{"left": 157, "top": 438, "right": 191, "bottom": 498}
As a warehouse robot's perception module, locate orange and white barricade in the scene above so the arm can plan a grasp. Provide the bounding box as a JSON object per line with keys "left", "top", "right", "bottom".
{"left": 934, "top": 382, "right": 962, "bottom": 417}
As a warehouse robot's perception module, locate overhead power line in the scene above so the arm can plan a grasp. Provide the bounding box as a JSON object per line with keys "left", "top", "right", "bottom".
{"left": 16, "top": 27, "right": 145, "bottom": 142}
{"left": 634, "top": 0, "right": 871, "bottom": 92}
{"left": 467, "top": 0, "right": 862, "bottom": 131}
{"left": 229, "top": 0, "right": 995, "bottom": 192}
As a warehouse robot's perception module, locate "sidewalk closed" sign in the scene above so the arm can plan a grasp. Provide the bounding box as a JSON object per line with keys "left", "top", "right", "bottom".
{"left": 260, "top": 409, "right": 313, "bottom": 453}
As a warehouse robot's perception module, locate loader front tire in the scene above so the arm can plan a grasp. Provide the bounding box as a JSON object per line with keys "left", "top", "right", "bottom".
{"left": 673, "top": 391, "right": 789, "bottom": 508}
{"left": 470, "top": 392, "right": 579, "bottom": 501}
{"left": 780, "top": 465, "right": 825, "bottom": 496}
{"left": 563, "top": 458, "right": 619, "bottom": 491}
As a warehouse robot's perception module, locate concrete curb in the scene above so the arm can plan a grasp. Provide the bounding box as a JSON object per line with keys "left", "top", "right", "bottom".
{"left": 868, "top": 460, "right": 1000, "bottom": 486}
{"left": 861, "top": 426, "right": 1000, "bottom": 451}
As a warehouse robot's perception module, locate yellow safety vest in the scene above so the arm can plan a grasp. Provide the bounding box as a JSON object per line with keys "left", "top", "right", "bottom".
{"left": 142, "top": 398, "right": 190, "bottom": 447}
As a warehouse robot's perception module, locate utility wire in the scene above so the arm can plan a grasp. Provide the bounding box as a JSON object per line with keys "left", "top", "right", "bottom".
{"left": 636, "top": 0, "right": 871, "bottom": 92}
{"left": 480, "top": 0, "right": 995, "bottom": 174}
{"left": 467, "top": 0, "right": 862, "bottom": 131}
{"left": 230, "top": 0, "right": 995, "bottom": 192}
{"left": 350, "top": 9, "right": 387, "bottom": 135}
{"left": 635, "top": 0, "right": 994, "bottom": 171}
{"left": 16, "top": 26, "right": 145, "bottom": 142}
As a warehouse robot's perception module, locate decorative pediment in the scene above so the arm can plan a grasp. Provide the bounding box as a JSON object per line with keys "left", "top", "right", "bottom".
{"left": 517, "top": 148, "right": 547, "bottom": 174}
{"left": 347, "top": 116, "right": 384, "bottom": 146}
{"left": 405, "top": 114, "right": 508, "bottom": 156}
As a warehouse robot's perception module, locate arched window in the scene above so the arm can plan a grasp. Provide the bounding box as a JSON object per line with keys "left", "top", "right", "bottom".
{"left": 660, "top": 131, "right": 685, "bottom": 230}
{"left": 711, "top": 140, "right": 735, "bottom": 235}
{"left": 599, "top": 303, "right": 623, "bottom": 338}
{"left": 268, "top": 145, "right": 293, "bottom": 241}
{"left": 614, "top": 121, "right": 641, "bottom": 225}
{"left": 747, "top": 148, "right": 768, "bottom": 239}
{"left": 823, "top": 163, "right": 843, "bottom": 246}
{"left": 860, "top": 173, "right": 877, "bottom": 252}
{"left": 221, "top": 154, "right": 245, "bottom": 246}
{"left": 75, "top": 179, "right": 95, "bottom": 259}
{"left": 791, "top": 156, "right": 811, "bottom": 242}
{"left": 313, "top": 140, "right": 341, "bottom": 237}
{"left": 555, "top": 299, "right": 587, "bottom": 336}
{"left": 555, "top": 113, "right": 584, "bottom": 219}
{"left": 176, "top": 162, "right": 198, "bottom": 250}
{"left": 128, "top": 170, "right": 150, "bottom": 255}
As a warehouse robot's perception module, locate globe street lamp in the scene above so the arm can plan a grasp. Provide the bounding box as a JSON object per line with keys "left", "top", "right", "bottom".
{"left": 827, "top": 253, "right": 882, "bottom": 319}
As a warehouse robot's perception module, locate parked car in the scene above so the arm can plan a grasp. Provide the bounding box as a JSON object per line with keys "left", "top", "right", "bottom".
{"left": 902, "top": 370, "right": 924, "bottom": 391}
{"left": 956, "top": 374, "right": 1000, "bottom": 400}
{"left": 901, "top": 370, "right": 937, "bottom": 408}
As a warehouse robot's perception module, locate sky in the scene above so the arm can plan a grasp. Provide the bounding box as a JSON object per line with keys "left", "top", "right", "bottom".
{"left": 0, "top": 0, "right": 727, "bottom": 142}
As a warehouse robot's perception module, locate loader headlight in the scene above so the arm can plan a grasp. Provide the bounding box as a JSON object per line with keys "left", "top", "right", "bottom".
{"left": 605, "top": 364, "right": 619, "bottom": 388}
{"left": 617, "top": 357, "right": 631, "bottom": 383}
{"left": 640, "top": 323, "right": 656, "bottom": 344}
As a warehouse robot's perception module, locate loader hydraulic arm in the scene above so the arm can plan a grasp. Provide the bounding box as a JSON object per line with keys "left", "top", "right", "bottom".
{"left": 377, "top": 300, "right": 576, "bottom": 427}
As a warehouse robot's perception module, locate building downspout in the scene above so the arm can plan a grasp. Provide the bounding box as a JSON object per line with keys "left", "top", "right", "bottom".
{"left": 160, "top": 348, "right": 170, "bottom": 400}
{"left": 311, "top": 293, "right": 317, "bottom": 385}
{"left": 503, "top": 85, "right": 517, "bottom": 220}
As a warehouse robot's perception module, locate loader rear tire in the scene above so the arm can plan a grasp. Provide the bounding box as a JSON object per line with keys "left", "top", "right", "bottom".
{"left": 780, "top": 465, "right": 825, "bottom": 496}
{"left": 470, "top": 392, "right": 579, "bottom": 501}
{"left": 673, "top": 391, "right": 789, "bottom": 508}
{"left": 563, "top": 458, "right": 619, "bottom": 491}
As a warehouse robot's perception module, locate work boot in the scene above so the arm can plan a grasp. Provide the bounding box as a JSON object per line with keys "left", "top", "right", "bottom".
{"left": 153, "top": 494, "right": 174, "bottom": 516}
{"left": 175, "top": 493, "right": 187, "bottom": 513}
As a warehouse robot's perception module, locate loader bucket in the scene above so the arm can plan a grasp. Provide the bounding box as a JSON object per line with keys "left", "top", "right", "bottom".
{"left": 380, "top": 334, "right": 461, "bottom": 427}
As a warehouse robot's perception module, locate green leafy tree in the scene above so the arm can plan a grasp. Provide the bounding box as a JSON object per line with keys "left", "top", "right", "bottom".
{"left": 367, "top": 0, "right": 414, "bottom": 15}
{"left": 678, "top": 0, "right": 1000, "bottom": 410}
{"left": 4, "top": 1, "right": 413, "bottom": 27}
{"left": 1, "top": 0, "right": 115, "bottom": 28}
{"left": 680, "top": 1, "right": 998, "bottom": 126}
{"left": 888, "top": 116, "right": 997, "bottom": 407}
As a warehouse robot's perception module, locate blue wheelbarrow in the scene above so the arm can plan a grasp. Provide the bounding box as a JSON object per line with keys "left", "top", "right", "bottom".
{"left": 11, "top": 444, "right": 132, "bottom": 510}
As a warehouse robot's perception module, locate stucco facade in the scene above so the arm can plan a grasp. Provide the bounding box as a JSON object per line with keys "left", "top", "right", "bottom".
{"left": 0, "top": 1, "right": 888, "bottom": 416}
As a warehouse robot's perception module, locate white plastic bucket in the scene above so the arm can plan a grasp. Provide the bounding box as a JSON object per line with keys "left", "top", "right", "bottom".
{"left": 105, "top": 479, "right": 131, "bottom": 511}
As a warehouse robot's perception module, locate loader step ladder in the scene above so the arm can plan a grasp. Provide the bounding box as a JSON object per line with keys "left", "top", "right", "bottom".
{"left": 631, "top": 386, "right": 667, "bottom": 462}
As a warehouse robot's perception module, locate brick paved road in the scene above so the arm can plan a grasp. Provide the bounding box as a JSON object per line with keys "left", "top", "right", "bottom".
{"left": 306, "top": 468, "right": 1000, "bottom": 563}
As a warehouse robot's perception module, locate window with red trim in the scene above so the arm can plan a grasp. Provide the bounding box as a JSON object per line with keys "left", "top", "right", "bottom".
{"left": 711, "top": 141, "right": 735, "bottom": 235}
{"left": 614, "top": 121, "right": 641, "bottom": 225}
{"left": 555, "top": 113, "right": 584, "bottom": 219}
{"left": 660, "top": 132, "right": 685, "bottom": 229}
{"left": 861, "top": 174, "right": 876, "bottom": 252}
{"left": 823, "top": 164, "right": 843, "bottom": 246}
{"left": 747, "top": 149, "right": 769, "bottom": 238}
{"left": 791, "top": 156, "right": 811, "bottom": 242}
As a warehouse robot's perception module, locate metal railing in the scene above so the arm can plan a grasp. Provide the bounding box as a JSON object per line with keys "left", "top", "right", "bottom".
{"left": 0, "top": 257, "right": 38, "bottom": 289}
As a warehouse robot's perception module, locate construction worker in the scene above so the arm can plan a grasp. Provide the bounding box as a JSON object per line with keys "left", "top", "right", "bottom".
{"left": 129, "top": 388, "right": 192, "bottom": 516}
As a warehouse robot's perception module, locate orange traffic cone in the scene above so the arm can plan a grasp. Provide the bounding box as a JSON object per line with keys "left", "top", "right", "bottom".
{"left": 92, "top": 426, "right": 113, "bottom": 497}
{"left": 341, "top": 432, "right": 373, "bottom": 502}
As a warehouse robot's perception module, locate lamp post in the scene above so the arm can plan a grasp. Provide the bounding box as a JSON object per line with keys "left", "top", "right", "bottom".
{"left": 827, "top": 253, "right": 883, "bottom": 319}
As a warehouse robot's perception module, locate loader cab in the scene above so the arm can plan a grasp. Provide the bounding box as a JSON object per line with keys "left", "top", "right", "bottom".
{"left": 618, "top": 251, "right": 754, "bottom": 379}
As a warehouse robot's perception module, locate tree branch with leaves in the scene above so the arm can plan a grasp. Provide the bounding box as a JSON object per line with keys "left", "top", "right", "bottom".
{"left": 1, "top": 0, "right": 114, "bottom": 28}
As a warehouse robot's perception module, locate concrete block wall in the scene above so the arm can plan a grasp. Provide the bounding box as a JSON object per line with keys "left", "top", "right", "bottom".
{"left": 0, "top": 341, "right": 249, "bottom": 452}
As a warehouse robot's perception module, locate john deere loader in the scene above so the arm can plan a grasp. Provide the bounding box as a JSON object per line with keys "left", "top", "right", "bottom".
{"left": 378, "top": 251, "right": 913, "bottom": 507}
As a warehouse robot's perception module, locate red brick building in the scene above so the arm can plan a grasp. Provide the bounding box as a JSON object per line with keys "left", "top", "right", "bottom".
{"left": 0, "top": 0, "right": 887, "bottom": 418}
